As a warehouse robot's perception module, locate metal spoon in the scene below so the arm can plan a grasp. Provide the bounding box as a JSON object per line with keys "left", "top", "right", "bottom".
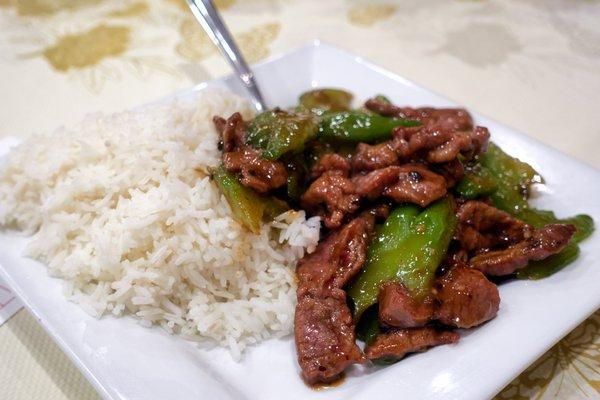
{"left": 185, "top": 0, "right": 267, "bottom": 112}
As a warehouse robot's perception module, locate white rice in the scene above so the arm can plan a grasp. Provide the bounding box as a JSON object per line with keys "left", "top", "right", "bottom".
{"left": 0, "top": 89, "right": 321, "bottom": 358}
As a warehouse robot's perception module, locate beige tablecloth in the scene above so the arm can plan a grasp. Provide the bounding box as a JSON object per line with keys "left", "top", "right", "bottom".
{"left": 0, "top": 1, "right": 599, "bottom": 399}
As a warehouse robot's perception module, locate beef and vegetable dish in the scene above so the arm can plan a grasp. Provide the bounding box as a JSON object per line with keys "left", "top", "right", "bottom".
{"left": 211, "top": 88, "right": 594, "bottom": 385}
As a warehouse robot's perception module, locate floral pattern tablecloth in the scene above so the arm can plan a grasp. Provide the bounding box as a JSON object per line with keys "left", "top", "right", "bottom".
{"left": 0, "top": 1, "right": 599, "bottom": 399}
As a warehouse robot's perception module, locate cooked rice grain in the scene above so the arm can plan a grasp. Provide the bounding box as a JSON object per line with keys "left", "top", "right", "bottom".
{"left": 0, "top": 89, "right": 320, "bottom": 358}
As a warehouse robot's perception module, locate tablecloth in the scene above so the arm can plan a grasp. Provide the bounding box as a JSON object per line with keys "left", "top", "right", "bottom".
{"left": 0, "top": 1, "right": 598, "bottom": 399}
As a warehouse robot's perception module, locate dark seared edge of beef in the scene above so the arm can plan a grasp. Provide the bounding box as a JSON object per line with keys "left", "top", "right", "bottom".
{"left": 294, "top": 211, "right": 380, "bottom": 385}
{"left": 470, "top": 223, "right": 576, "bottom": 276}
{"left": 364, "top": 327, "right": 459, "bottom": 361}
{"left": 214, "top": 113, "right": 288, "bottom": 193}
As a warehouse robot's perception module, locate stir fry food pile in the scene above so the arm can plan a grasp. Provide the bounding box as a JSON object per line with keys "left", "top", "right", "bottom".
{"left": 212, "top": 89, "right": 594, "bottom": 385}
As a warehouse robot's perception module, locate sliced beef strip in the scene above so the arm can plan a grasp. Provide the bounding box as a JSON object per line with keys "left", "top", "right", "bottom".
{"left": 469, "top": 126, "right": 491, "bottom": 156}
{"left": 352, "top": 164, "right": 447, "bottom": 207}
{"left": 310, "top": 153, "right": 351, "bottom": 179}
{"left": 378, "top": 282, "right": 434, "bottom": 328}
{"left": 364, "top": 98, "right": 474, "bottom": 132}
{"left": 408, "top": 126, "right": 471, "bottom": 163}
{"left": 470, "top": 223, "right": 576, "bottom": 276}
{"left": 377, "top": 261, "right": 499, "bottom": 330}
{"left": 380, "top": 165, "right": 447, "bottom": 207}
{"left": 296, "top": 211, "right": 377, "bottom": 297}
{"left": 457, "top": 201, "right": 533, "bottom": 253}
{"left": 213, "top": 116, "right": 227, "bottom": 138}
{"left": 435, "top": 266, "right": 500, "bottom": 329}
{"left": 350, "top": 126, "right": 487, "bottom": 176}
{"left": 433, "top": 159, "right": 464, "bottom": 188}
{"left": 295, "top": 212, "right": 380, "bottom": 385}
{"left": 352, "top": 141, "right": 400, "bottom": 172}
{"left": 214, "top": 112, "right": 246, "bottom": 152}
{"left": 351, "top": 166, "right": 401, "bottom": 200}
{"left": 300, "top": 170, "right": 360, "bottom": 229}
{"left": 222, "top": 147, "right": 288, "bottom": 194}
{"left": 428, "top": 108, "right": 475, "bottom": 133}
{"left": 295, "top": 295, "right": 364, "bottom": 385}
{"left": 364, "top": 327, "right": 459, "bottom": 361}
{"left": 393, "top": 125, "right": 490, "bottom": 164}
{"left": 303, "top": 163, "right": 448, "bottom": 228}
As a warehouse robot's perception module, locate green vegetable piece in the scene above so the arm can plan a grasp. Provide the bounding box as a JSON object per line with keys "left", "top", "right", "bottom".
{"left": 298, "top": 88, "right": 353, "bottom": 116}
{"left": 515, "top": 210, "right": 593, "bottom": 279}
{"left": 355, "top": 306, "right": 403, "bottom": 364}
{"left": 212, "top": 165, "right": 288, "bottom": 233}
{"left": 286, "top": 172, "right": 302, "bottom": 201}
{"left": 347, "top": 197, "right": 457, "bottom": 322}
{"left": 355, "top": 305, "right": 380, "bottom": 346}
{"left": 455, "top": 167, "right": 497, "bottom": 199}
{"left": 516, "top": 243, "right": 580, "bottom": 280}
{"left": 284, "top": 156, "right": 308, "bottom": 202}
{"left": 246, "top": 109, "right": 317, "bottom": 160}
{"left": 478, "top": 142, "right": 592, "bottom": 238}
{"left": 479, "top": 142, "right": 594, "bottom": 279}
{"left": 262, "top": 197, "right": 290, "bottom": 221}
{"left": 517, "top": 209, "right": 593, "bottom": 244}
{"left": 318, "top": 112, "right": 420, "bottom": 143}
{"left": 369, "top": 204, "right": 421, "bottom": 255}
{"left": 479, "top": 142, "right": 541, "bottom": 214}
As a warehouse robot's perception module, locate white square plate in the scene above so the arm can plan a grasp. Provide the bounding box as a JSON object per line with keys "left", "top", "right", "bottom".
{"left": 1, "top": 42, "right": 599, "bottom": 400}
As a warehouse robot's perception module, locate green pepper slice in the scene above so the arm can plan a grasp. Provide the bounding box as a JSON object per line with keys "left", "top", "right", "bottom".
{"left": 516, "top": 243, "right": 580, "bottom": 280}
{"left": 347, "top": 197, "right": 457, "bottom": 322}
{"left": 518, "top": 209, "right": 593, "bottom": 244}
{"left": 284, "top": 155, "right": 308, "bottom": 202}
{"left": 515, "top": 210, "right": 593, "bottom": 279}
{"left": 478, "top": 142, "right": 541, "bottom": 214}
{"left": 454, "top": 166, "right": 497, "bottom": 200}
{"left": 355, "top": 305, "right": 380, "bottom": 346}
{"left": 298, "top": 88, "right": 353, "bottom": 116}
{"left": 477, "top": 142, "right": 594, "bottom": 279}
{"left": 318, "top": 112, "right": 420, "bottom": 143}
{"left": 212, "top": 165, "right": 288, "bottom": 233}
{"left": 246, "top": 109, "right": 317, "bottom": 160}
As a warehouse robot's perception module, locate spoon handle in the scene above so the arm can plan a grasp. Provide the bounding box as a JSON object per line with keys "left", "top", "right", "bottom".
{"left": 186, "top": 0, "right": 267, "bottom": 112}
